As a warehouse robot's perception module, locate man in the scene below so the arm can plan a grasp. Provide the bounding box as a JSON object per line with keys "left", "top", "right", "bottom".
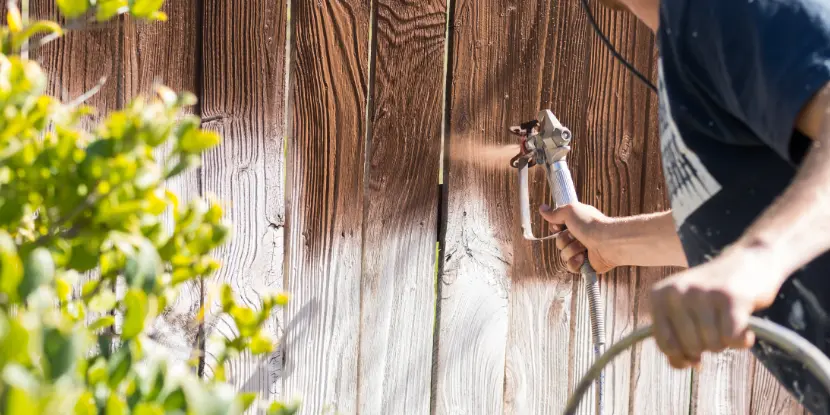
{"left": 540, "top": 0, "right": 830, "bottom": 412}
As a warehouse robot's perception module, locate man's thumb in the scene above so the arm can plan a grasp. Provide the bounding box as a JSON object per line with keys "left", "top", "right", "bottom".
{"left": 539, "top": 204, "right": 570, "bottom": 228}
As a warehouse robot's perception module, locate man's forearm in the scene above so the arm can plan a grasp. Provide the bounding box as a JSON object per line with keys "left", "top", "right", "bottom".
{"left": 608, "top": 211, "right": 689, "bottom": 268}
{"left": 731, "top": 135, "right": 830, "bottom": 282}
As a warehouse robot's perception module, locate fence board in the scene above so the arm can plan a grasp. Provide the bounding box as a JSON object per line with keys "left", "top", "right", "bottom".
{"left": 30, "top": 0, "right": 122, "bottom": 349}
{"left": 358, "top": 0, "right": 445, "bottom": 414}
{"left": 120, "top": 0, "right": 203, "bottom": 366}
{"left": 284, "top": 0, "right": 370, "bottom": 412}
{"left": 629, "top": 52, "right": 694, "bottom": 413}
{"left": 200, "top": 0, "right": 288, "bottom": 411}
{"left": 751, "top": 361, "right": 806, "bottom": 415}
{"left": 554, "top": 4, "right": 652, "bottom": 415}
{"left": 439, "top": 0, "right": 559, "bottom": 411}
{"left": 499, "top": 2, "right": 583, "bottom": 413}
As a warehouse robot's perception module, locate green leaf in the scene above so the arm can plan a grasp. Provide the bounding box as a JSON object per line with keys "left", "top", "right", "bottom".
{"left": 19, "top": 247, "right": 55, "bottom": 299}
{"left": 96, "top": 0, "right": 127, "bottom": 21}
{"left": 89, "top": 290, "right": 117, "bottom": 313}
{"left": 74, "top": 391, "right": 96, "bottom": 415}
{"left": 56, "top": 0, "right": 91, "bottom": 19}
{"left": 86, "top": 357, "right": 107, "bottom": 385}
{"left": 267, "top": 401, "right": 300, "bottom": 415}
{"left": 161, "top": 386, "right": 186, "bottom": 411}
{"left": 3, "top": 386, "right": 37, "bottom": 415}
{"left": 124, "top": 238, "right": 161, "bottom": 290}
{"left": 128, "top": 0, "right": 164, "bottom": 18}
{"left": 42, "top": 327, "right": 79, "bottom": 381}
{"left": 180, "top": 129, "right": 221, "bottom": 153}
{"left": 229, "top": 306, "right": 256, "bottom": 337}
{"left": 88, "top": 315, "right": 116, "bottom": 331}
{"left": 249, "top": 330, "right": 275, "bottom": 355}
{"left": 121, "top": 289, "right": 148, "bottom": 340}
{"left": 237, "top": 393, "right": 257, "bottom": 413}
{"left": 105, "top": 394, "right": 127, "bottom": 415}
{"left": 133, "top": 403, "right": 164, "bottom": 415}
{"left": 106, "top": 346, "right": 132, "bottom": 387}
{"left": 0, "top": 231, "right": 23, "bottom": 303}
{"left": 14, "top": 21, "right": 63, "bottom": 50}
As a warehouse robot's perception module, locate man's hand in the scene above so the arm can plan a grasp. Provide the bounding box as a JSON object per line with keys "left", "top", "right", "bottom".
{"left": 539, "top": 203, "right": 621, "bottom": 273}
{"left": 650, "top": 246, "right": 784, "bottom": 369}
{"left": 539, "top": 203, "right": 689, "bottom": 273}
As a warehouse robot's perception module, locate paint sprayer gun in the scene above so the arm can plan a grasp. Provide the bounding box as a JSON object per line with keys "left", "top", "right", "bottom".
{"left": 509, "top": 110, "right": 607, "bottom": 414}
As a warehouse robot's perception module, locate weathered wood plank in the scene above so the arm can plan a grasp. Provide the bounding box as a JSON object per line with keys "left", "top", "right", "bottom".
{"left": 200, "top": 0, "right": 288, "bottom": 411}
{"left": 440, "top": 0, "right": 565, "bottom": 411}
{"left": 691, "top": 350, "right": 754, "bottom": 414}
{"left": 283, "top": 0, "right": 369, "bottom": 412}
{"left": 121, "top": 0, "right": 202, "bottom": 366}
{"left": 628, "top": 10, "right": 694, "bottom": 411}
{"left": 501, "top": 1, "right": 584, "bottom": 413}
{"left": 30, "top": 0, "right": 122, "bottom": 348}
{"left": 750, "top": 360, "right": 806, "bottom": 415}
{"left": 560, "top": 4, "right": 660, "bottom": 415}
{"left": 358, "top": 0, "right": 444, "bottom": 413}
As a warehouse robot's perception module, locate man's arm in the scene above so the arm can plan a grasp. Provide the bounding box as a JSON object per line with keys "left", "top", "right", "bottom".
{"left": 730, "top": 83, "right": 830, "bottom": 282}
{"left": 649, "top": 82, "right": 830, "bottom": 370}
{"left": 540, "top": 204, "right": 688, "bottom": 274}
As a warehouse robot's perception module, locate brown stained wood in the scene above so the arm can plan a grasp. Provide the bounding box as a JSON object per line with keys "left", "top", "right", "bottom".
{"left": 200, "top": 0, "right": 287, "bottom": 410}
{"left": 284, "top": 0, "right": 369, "bottom": 413}
{"left": 121, "top": 0, "right": 203, "bottom": 366}
{"left": 750, "top": 361, "right": 806, "bottom": 415}
{"left": 439, "top": 0, "right": 563, "bottom": 412}
{"left": 29, "top": 0, "right": 122, "bottom": 345}
{"left": 556, "top": 4, "right": 659, "bottom": 414}
{"left": 358, "top": 0, "right": 444, "bottom": 414}
{"left": 502, "top": 2, "right": 586, "bottom": 413}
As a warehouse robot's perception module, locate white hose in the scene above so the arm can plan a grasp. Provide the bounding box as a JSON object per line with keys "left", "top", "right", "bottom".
{"left": 563, "top": 316, "right": 830, "bottom": 414}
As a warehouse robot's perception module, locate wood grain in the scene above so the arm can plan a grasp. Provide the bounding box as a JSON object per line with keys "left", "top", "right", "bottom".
{"left": 121, "top": 0, "right": 203, "bottom": 367}
{"left": 30, "top": 0, "right": 122, "bottom": 352}
{"left": 439, "top": 0, "right": 559, "bottom": 411}
{"left": 500, "top": 1, "right": 585, "bottom": 413}
{"left": 691, "top": 350, "right": 754, "bottom": 414}
{"left": 750, "top": 360, "right": 806, "bottom": 415}
{"left": 200, "top": 0, "right": 288, "bottom": 411}
{"left": 284, "top": 0, "right": 369, "bottom": 413}
{"left": 358, "top": 0, "right": 445, "bottom": 414}
{"left": 628, "top": 70, "right": 694, "bottom": 415}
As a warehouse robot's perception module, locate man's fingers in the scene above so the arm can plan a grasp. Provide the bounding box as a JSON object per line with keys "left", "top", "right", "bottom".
{"left": 718, "top": 302, "right": 754, "bottom": 349}
{"left": 691, "top": 297, "right": 724, "bottom": 352}
{"left": 560, "top": 239, "right": 586, "bottom": 263}
{"left": 664, "top": 292, "right": 704, "bottom": 363}
{"left": 539, "top": 204, "right": 571, "bottom": 227}
{"left": 554, "top": 229, "right": 572, "bottom": 250}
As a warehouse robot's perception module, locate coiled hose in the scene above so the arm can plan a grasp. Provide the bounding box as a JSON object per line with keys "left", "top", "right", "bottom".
{"left": 563, "top": 316, "right": 830, "bottom": 415}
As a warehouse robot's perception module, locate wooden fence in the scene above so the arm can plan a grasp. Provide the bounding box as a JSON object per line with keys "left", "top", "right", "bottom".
{"left": 23, "top": 0, "right": 809, "bottom": 413}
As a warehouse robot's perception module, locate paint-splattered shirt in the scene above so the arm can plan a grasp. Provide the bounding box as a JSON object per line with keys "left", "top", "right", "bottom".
{"left": 658, "top": 0, "right": 830, "bottom": 411}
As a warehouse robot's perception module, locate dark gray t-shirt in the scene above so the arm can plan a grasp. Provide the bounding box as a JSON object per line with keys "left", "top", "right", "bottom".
{"left": 658, "top": 1, "right": 830, "bottom": 410}
{"left": 658, "top": 0, "right": 830, "bottom": 271}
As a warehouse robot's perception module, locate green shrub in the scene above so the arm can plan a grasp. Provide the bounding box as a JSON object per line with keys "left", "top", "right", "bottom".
{"left": 0, "top": 1, "right": 296, "bottom": 413}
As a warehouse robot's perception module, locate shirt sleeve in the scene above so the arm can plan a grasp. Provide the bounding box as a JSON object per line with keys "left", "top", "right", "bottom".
{"left": 680, "top": 0, "right": 830, "bottom": 164}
